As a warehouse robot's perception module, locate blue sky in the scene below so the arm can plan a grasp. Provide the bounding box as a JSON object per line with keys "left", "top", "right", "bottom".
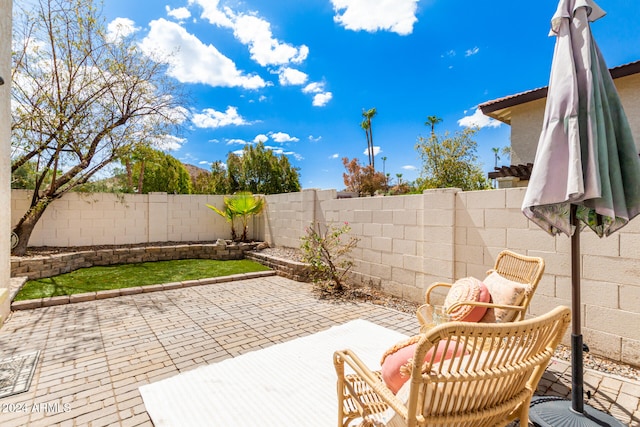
{"left": 102, "top": 0, "right": 640, "bottom": 190}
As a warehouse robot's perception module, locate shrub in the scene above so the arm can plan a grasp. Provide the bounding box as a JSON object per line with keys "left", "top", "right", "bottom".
{"left": 300, "top": 222, "right": 359, "bottom": 292}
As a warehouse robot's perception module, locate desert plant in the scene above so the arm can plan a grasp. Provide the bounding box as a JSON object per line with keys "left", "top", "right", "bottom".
{"left": 300, "top": 222, "right": 359, "bottom": 292}
{"left": 226, "top": 192, "right": 265, "bottom": 241}
{"left": 207, "top": 192, "right": 264, "bottom": 241}
{"left": 206, "top": 202, "right": 237, "bottom": 241}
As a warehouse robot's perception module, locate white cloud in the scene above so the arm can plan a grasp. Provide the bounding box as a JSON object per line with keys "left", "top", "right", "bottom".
{"left": 189, "top": 0, "right": 235, "bottom": 28}
{"left": 254, "top": 134, "right": 269, "bottom": 143}
{"left": 227, "top": 138, "right": 250, "bottom": 145}
{"left": 266, "top": 145, "right": 303, "bottom": 161}
{"left": 402, "top": 165, "right": 417, "bottom": 170}
{"left": 330, "top": 153, "right": 339, "bottom": 159}
{"left": 309, "top": 135, "right": 322, "bottom": 142}
{"left": 139, "top": 19, "right": 266, "bottom": 89}
{"left": 107, "top": 18, "right": 138, "bottom": 42}
{"left": 331, "top": 0, "right": 419, "bottom": 35}
{"left": 166, "top": 106, "right": 190, "bottom": 125}
{"left": 151, "top": 134, "right": 186, "bottom": 151}
{"left": 278, "top": 67, "right": 308, "bottom": 86}
{"left": 302, "top": 82, "right": 332, "bottom": 107}
{"left": 192, "top": 106, "right": 248, "bottom": 128}
{"left": 198, "top": 160, "right": 211, "bottom": 165}
{"left": 303, "top": 82, "right": 325, "bottom": 94}
{"left": 465, "top": 46, "right": 480, "bottom": 57}
{"left": 270, "top": 132, "right": 299, "bottom": 143}
{"left": 233, "top": 14, "right": 309, "bottom": 66}
{"left": 191, "top": 0, "right": 308, "bottom": 67}
{"left": 363, "top": 146, "right": 382, "bottom": 157}
{"left": 312, "top": 92, "right": 333, "bottom": 107}
{"left": 186, "top": 1, "right": 325, "bottom": 104}
{"left": 458, "top": 108, "right": 501, "bottom": 129}
{"left": 166, "top": 5, "right": 191, "bottom": 21}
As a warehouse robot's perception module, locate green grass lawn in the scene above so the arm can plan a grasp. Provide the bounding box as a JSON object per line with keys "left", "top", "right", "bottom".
{"left": 15, "top": 259, "right": 271, "bottom": 301}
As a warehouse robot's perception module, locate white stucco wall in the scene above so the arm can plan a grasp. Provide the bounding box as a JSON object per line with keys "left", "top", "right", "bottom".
{"left": 0, "top": 0, "right": 12, "bottom": 326}
{"left": 510, "top": 73, "right": 640, "bottom": 165}
{"left": 509, "top": 98, "right": 546, "bottom": 165}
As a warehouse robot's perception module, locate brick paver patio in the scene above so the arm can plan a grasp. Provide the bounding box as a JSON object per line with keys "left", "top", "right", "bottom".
{"left": 0, "top": 275, "right": 638, "bottom": 426}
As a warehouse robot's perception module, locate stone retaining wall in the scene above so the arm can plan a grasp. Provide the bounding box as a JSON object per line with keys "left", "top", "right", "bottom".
{"left": 244, "top": 251, "right": 311, "bottom": 282}
{"left": 11, "top": 242, "right": 259, "bottom": 280}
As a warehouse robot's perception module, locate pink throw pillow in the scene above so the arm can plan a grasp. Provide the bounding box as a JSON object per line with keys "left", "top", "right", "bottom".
{"left": 381, "top": 338, "right": 466, "bottom": 394}
{"left": 480, "top": 272, "right": 527, "bottom": 323}
{"left": 444, "top": 277, "right": 491, "bottom": 322}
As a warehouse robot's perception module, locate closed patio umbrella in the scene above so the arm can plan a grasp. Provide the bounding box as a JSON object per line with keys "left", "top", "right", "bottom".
{"left": 522, "top": 0, "right": 640, "bottom": 426}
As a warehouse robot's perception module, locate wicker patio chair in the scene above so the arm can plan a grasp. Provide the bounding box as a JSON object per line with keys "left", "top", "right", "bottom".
{"left": 418, "top": 250, "right": 545, "bottom": 330}
{"left": 333, "top": 305, "right": 571, "bottom": 427}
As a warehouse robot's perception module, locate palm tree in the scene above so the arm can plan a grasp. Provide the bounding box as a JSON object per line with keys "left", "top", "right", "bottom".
{"left": 206, "top": 203, "right": 237, "bottom": 241}
{"left": 492, "top": 147, "right": 501, "bottom": 168}
{"left": 491, "top": 147, "right": 502, "bottom": 189}
{"left": 501, "top": 145, "right": 512, "bottom": 164}
{"left": 425, "top": 115, "right": 442, "bottom": 135}
{"left": 361, "top": 108, "right": 377, "bottom": 169}
{"left": 226, "top": 192, "right": 265, "bottom": 241}
{"left": 206, "top": 192, "right": 265, "bottom": 241}
{"left": 425, "top": 115, "right": 443, "bottom": 177}
{"left": 381, "top": 156, "right": 388, "bottom": 190}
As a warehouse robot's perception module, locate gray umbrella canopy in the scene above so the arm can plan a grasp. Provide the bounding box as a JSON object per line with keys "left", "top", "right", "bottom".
{"left": 522, "top": 0, "right": 640, "bottom": 236}
{"left": 522, "top": 0, "right": 640, "bottom": 425}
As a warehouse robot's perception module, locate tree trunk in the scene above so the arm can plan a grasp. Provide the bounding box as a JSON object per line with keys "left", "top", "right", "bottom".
{"left": 125, "top": 160, "right": 133, "bottom": 192}
{"left": 11, "top": 197, "right": 53, "bottom": 256}
{"left": 368, "top": 119, "right": 375, "bottom": 170}
{"left": 137, "top": 160, "right": 145, "bottom": 194}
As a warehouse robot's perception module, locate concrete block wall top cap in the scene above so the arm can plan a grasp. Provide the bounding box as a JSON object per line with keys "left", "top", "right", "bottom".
{"left": 422, "top": 188, "right": 461, "bottom": 194}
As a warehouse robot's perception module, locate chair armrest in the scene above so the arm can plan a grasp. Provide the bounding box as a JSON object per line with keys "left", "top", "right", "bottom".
{"left": 333, "top": 349, "right": 409, "bottom": 419}
{"left": 416, "top": 304, "right": 431, "bottom": 328}
{"left": 425, "top": 282, "right": 453, "bottom": 304}
{"left": 446, "top": 300, "right": 526, "bottom": 314}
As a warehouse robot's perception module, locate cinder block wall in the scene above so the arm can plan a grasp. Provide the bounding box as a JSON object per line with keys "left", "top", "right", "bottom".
{"left": 11, "top": 187, "right": 640, "bottom": 365}
{"left": 260, "top": 188, "right": 640, "bottom": 366}
{"left": 11, "top": 191, "right": 240, "bottom": 246}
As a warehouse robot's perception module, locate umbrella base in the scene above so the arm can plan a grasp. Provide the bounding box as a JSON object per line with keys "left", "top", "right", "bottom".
{"left": 529, "top": 396, "right": 625, "bottom": 426}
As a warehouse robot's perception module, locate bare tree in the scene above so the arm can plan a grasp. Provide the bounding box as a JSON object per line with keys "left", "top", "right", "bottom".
{"left": 10, "top": 0, "right": 188, "bottom": 255}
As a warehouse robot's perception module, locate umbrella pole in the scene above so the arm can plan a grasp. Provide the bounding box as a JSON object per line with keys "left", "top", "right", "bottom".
{"left": 570, "top": 205, "right": 584, "bottom": 413}
{"left": 529, "top": 206, "right": 624, "bottom": 426}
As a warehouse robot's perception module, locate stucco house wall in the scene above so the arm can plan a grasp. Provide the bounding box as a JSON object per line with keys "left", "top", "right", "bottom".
{"left": 484, "top": 61, "right": 640, "bottom": 168}
{"left": 0, "top": 0, "right": 12, "bottom": 327}
{"left": 615, "top": 73, "right": 640, "bottom": 147}
{"left": 509, "top": 98, "right": 546, "bottom": 166}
